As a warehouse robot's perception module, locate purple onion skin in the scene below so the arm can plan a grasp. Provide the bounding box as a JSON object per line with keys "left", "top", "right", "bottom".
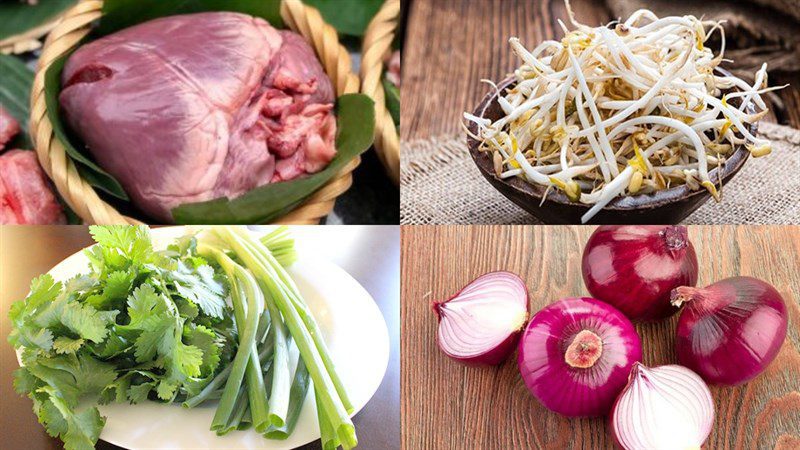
{"left": 582, "top": 225, "right": 699, "bottom": 322}
{"left": 675, "top": 276, "right": 788, "bottom": 385}
{"left": 517, "top": 297, "right": 642, "bottom": 417}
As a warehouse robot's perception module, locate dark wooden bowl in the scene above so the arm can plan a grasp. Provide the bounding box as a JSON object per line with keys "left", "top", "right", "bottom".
{"left": 466, "top": 76, "right": 757, "bottom": 224}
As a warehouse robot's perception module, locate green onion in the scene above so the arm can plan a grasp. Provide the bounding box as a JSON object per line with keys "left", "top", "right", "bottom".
{"left": 198, "top": 246, "right": 265, "bottom": 434}
{"left": 265, "top": 356, "right": 311, "bottom": 439}
{"left": 214, "top": 227, "right": 358, "bottom": 449}
{"left": 317, "top": 389, "right": 340, "bottom": 450}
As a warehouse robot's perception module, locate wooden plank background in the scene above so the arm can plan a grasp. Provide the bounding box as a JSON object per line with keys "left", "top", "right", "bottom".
{"left": 400, "top": 0, "right": 800, "bottom": 141}
{"left": 401, "top": 225, "right": 800, "bottom": 449}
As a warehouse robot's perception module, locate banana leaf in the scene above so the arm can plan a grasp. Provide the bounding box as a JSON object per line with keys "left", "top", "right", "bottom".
{"left": 302, "top": 0, "right": 384, "bottom": 37}
{"left": 97, "top": 0, "right": 283, "bottom": 36}
{"left": 172, "top": 94, "right": 375, "bottom": 224}
{"left": 0, "top": 54, "right": 33, "bottom": 149}
{"left": 0, "top": 0, "right": 76, "bottom": 42}
{"left": 384, "top": 78, "right": 400, "bottom": 127}
{"left": 42, "top": 0, "right": 376, "bottom": 223}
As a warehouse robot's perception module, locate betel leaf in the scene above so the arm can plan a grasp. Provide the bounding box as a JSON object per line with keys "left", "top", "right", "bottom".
{"left": 0, "top": 0, "right": 76, "bottom": 42}
{"left": 0, "top": 54, "right": 34, "bottom": 149}
{"left": 302, "top": 0, "right": 384, "bottom": 36}
{"left": 384, "top": 78, "right": 400, "bottom": 127}
{"left": 43, "top": 54, "right": 129, "bottom": 200}
{"left": 172, "top": 94, "right": 375, "bottom": 224}
{"left": 97, "top": 0, "right": 283, "bottom": 35}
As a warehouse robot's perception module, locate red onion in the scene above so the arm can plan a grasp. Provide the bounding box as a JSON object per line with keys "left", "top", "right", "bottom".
{"left": 517, "top": 297, "right": 642, "bottom": 417}
{"left": 672, "top": 276, "right": 788, "bottom": 385}
{"left": 433, "top": 271, "right": 529, "bottom": 365}
{"left": 611, "top": 363, "right": 714, "bottom": 450}
{"left": 582, "top": 225, "right": 698, "bottom": 321}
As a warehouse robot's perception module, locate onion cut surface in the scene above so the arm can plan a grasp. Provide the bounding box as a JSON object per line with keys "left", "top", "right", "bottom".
{"left": 612, "top": 363, "right": 714, "bottom": 450}
{"left": 433, "top": 271, "right": 529, "bottom": 365}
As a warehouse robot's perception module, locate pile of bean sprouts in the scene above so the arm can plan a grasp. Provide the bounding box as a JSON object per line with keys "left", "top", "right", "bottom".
{"left": 463, "top": 3, "right": 786, "bottom": 223}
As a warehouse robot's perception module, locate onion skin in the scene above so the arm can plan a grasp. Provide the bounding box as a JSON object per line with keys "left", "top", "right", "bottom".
{"left": 673, "top": 276, "right": 788, "bottom": 385}
{"left": 611, "top": 363, "right": 714, "bottom": 450}
{"left": 517, "top": 297, "right": 642, "bottom": 417}
{"left": 582, "top": 225, "right": 698, "bottom": 321}
{"left": 433, "top": 271, "right": 529, "bottom": 366}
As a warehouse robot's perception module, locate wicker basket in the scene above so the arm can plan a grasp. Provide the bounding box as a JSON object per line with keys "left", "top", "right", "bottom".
{"left": 361, "top": 0, "right": 400, "bottom": 185}
{"left": 29, "top": 0, "right": 361, "bottom": 225}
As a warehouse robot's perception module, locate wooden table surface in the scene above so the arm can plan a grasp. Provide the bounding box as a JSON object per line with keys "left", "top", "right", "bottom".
{"left": 400, "top": 0, "right": 800, "bottom": 141}
{"left": 401, "top": 225, "right": 800, "bottom": 449}
{"left": 0, "top": 225, "right": 400, "bottom": 450}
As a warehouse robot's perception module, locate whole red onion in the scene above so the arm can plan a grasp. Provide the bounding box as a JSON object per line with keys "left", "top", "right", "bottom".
{"left": 582, "top": 225, "right": 698, "bottom": 321}
{"left": 672, "top": 276, "right": 788, "bottom": 385}
{"left": 433, "top": 271, "right": 529, "bottom": 365}
{"left": 517, "top": 297, "right": 642, "bottom": 417}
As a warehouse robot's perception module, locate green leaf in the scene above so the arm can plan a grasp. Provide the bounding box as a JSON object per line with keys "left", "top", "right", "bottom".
{"left": 384, "top": 78, "right": 400, "bottom": 126}
{"left": 127, "top": 284, "right": 168, "bottom": 329}
{"left": 127, "top": 381, "right": 155, "bottom": 404}
{"left": 0, "top": 1, "right": 77, "bottom": 41}
{"left": 89, "top": 225, "right": 152, "bottom": 263}
{"left": 172, "top": 341, "right": 203, "bottom": 378}
{"left": 185, "top": 324, "right": 221, "bottom": 376}
{"left": 98, "top": 374, "right": 131, "bottom": 405}
{"left": 43, "top": 54, "right": 129, "bottom": 200}
{"left": 53, "top": 337, "right": 85, "bottom": 355}
{"left": 38, "top": 387, "right": 105, "bottom": 450}
{"left": 172, "top": 94, "right": 376, "bottom": 224}
{"left": 13, "top": 366, "right": 41, "bottom": 395}
{"left": 97, "top": 0, "right": 283, "bottom": 36}
{"left": 60, "top": 302, "right": 117, "bottom": 343}
{"left": 170, "top": 263, "right": 226, "bottom": 319}
{"left": 302, "top": 0, "right": 384, "bottom": 36}
{"left": 0, "top": 54, "right": 34, "bottom": 149}
{"left": 37, "top": 354, "right": 118, "bottom": 397}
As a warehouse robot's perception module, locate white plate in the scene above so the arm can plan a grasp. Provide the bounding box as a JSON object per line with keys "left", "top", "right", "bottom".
{"left": 20, "top": 227, "right": 390, "bottom": 450}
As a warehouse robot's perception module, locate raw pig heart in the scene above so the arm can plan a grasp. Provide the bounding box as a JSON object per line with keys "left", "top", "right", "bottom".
{"left": 60, "top": 12, "right": 337, "bottom": 223}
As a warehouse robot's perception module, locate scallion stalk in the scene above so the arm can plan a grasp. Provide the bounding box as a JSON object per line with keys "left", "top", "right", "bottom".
{"left": 214, "top": 227, "right": 357, "bottom": 449}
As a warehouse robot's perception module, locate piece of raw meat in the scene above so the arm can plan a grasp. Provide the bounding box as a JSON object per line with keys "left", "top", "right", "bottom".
{"left": 386, "top": 50, "right": 400, "bottom": 87}
{"left": 0, "top": 150, "right": 66, "bottom": 224}
{"left": 60, "top": 12, "right": 337, "bottom": 222}
{"left": 0, "top": 106, "right": 21, "bottom": 151}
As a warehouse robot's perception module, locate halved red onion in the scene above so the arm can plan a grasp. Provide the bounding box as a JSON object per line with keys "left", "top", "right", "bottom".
{"left": 582, "top": 225, "right": 698, "bottom": 321}
{"left": 672, "top": 276, "right": 788, "bottom": 385}
{"left": 612, "top": 363, "right": 714, "bottom": 450}
{"left": 433, "top": 271, "right": 529, "bottom": 365}
{"left": 518, "top": 297, "right": 642, "bottom": 417}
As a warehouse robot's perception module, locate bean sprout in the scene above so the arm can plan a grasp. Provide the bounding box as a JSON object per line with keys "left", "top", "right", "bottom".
{"left": 464, "top": 1, "right": 786, "bottom": 223}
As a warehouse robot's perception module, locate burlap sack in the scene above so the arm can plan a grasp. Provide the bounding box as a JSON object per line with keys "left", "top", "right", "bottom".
{"left": 400, "top": 122, "right": 800, "bottom": 224}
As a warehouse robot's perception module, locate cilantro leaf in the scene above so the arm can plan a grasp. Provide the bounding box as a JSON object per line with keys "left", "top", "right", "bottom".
{"left": 37, "top": 387, "right": 105, "bottom": 450}
{"left": 170, "top": 262, "right": 226, "bottom": 319}
{"left": 128, "top": 381, "right": 155, "bottom": 404}
{"left": 185, "top": 324, "right": 221, "bottom": 376}
{"left": 53, "top": 337, "right": 85, "bottom": 354}
{"left": 127, "top": 284, "right": 169, "bottom": 328}
{"left": 60, "top": 302, "right": 117, "bottom": 343}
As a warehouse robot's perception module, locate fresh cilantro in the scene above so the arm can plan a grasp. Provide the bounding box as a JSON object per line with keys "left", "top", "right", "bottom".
{"left": 9, "top": 225, "right": 236, "bottom": 450}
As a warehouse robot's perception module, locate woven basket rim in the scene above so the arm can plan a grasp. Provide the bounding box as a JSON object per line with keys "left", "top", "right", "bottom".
{"left": 360, "top": 0, "right": 400, "bottom": 185}
{"left": 0, "top": 7, "right": 66, "bottom": 55}
{"left": 29, "top": 0, "right": 361, "bottom": 224}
